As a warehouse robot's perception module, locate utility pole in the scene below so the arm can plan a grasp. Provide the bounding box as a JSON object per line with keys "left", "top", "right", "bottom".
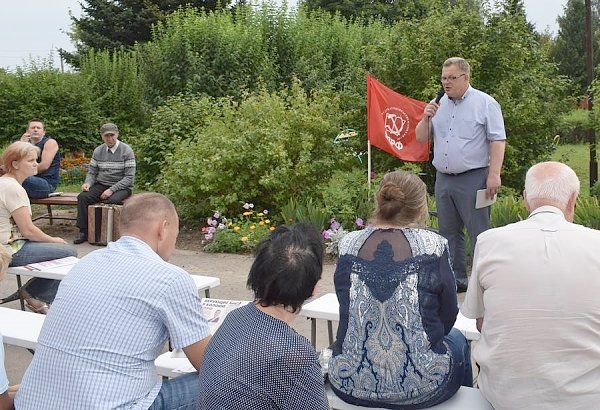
{"left": 585, "top": 0, "right": 597, "bottom": 188}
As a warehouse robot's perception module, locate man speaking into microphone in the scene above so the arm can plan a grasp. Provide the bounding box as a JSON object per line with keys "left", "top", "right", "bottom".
{"left": 415, "top": 57, "right": 506, "bottom": 292}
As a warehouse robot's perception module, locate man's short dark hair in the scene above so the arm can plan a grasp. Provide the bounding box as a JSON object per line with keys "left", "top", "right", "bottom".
{"left": 27, "top": 118, "right": 45, "bottom": 128}
{"left": 247, "top": 223, "right": 324, "bottom": 313}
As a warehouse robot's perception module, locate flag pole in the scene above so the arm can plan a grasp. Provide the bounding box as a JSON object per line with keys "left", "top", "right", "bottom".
{"left": 367, "top": 140, "right": 372, "bottom": 195}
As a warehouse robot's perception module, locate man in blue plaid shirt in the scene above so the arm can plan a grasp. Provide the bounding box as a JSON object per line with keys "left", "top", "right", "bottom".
{"left": 16, "top": 193, "right": 211, "bottom": 409}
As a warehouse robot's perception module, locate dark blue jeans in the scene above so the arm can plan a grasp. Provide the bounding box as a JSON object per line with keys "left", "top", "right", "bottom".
{"left": 22, "top": 176, "right": 57, "bottom": 199}
{"left": 9, "top": 241, "right": 77, "bottom": 304}
{"left": 148, "top": 372, "right": 199, "bottom": 410}
{"left": 415, "top": 328, "right": 473, "bottom": 409}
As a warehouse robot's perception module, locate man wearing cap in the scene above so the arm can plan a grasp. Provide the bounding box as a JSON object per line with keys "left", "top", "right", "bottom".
{"left": 73, "top": 123, "right": 136, "bottom": 244}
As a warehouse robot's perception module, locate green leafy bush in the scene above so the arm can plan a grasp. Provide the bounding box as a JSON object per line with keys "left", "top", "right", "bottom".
{"left": 574, "top": 196, "right": 600, "bottom": 229}
{"left": 0, "top": 66, "right": 100, "bottom": 153}
{"left": 80, "top": 48, "right": 147, "bottom": 133}
{"left": 491, "top": 196, "right": 527, "bottom": 228}
{"left": 279, "top": 197, "right": 328, "bottom": 230}
{"left": 139, "top": 7, "right": 277, "bottom": 104}
{"left": 157, "top": 81, "right": 345, "bottom": 221}
{"left": 591, "top": 179, "right": 600, "bottom": 198}
{"left": 129, "top": 93, "right": 222, "bottom": 186}
{"left": 204, "top": 229, "right": 244, "bottom": 253}
{"left": 320, "top": 168, "right": 377, "bottom": 229}
{"left": 556, "top": 109, "right": 589, "bottom": 144}
{"left": 203, "top": 204, "right": 275, "bottom": 254}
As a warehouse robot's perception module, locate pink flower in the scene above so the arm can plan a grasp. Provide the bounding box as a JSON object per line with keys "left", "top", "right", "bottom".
{"left": 330, "top": 218, "right": 341, "bottom": 231}
{"left": 322, "top": 229, "right": 333, "bottom": 240}
{"left": 213, "top": 211, "right": 220, "bottom": 219}
{"left": 355, "top": 218, "right": 364, "bottom": 228}
{"left": 204, "top": 233, "right": 214, "bottom": 240}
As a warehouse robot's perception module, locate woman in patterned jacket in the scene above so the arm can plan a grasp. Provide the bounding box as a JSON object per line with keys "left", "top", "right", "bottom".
{"left": 328, "top": 170, "right": 472, "bottom": 409}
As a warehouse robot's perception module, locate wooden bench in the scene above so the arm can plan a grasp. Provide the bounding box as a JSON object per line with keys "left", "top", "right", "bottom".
{"left": 299, "top": 293, "right": 480, "bottom": 347}
{"left": 31, "top": 192, "right": 79, "bottom": 225}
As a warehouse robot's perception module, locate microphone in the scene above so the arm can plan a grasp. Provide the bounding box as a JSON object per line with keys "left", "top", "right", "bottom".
{"left": 434, "top": 88, "right": 445, "bottom": 104}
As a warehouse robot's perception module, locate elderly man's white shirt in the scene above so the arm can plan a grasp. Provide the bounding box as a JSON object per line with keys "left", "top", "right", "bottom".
{"left": 462, "top": 205, "right": 600, "bottom": 410}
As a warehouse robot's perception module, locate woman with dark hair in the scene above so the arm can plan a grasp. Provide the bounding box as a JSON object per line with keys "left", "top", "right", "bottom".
{"left": 198, "top": 223, "right": 329, "bottom": 409}
{"left": 328, "top": 170, "right": 472, "bottom": 409}
{"left": 0, "top": 141, "right": 77, "bottom": 314}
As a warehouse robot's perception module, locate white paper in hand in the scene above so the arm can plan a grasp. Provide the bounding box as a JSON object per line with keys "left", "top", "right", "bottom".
{"left": 475, "top": 189, "right": 497, "bottom": 209}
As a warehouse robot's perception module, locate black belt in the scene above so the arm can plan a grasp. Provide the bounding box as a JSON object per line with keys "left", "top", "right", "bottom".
{"left": 442, "top": 167, "right": 487, "bottom": 176}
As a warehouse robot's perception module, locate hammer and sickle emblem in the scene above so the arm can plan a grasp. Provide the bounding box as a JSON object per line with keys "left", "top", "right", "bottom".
{"left": 385, "top": 112, "right": 406, "bottom": 137}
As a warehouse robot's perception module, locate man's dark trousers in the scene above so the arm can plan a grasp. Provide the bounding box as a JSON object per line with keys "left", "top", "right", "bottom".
{"left": 76, "top": 183, "right": 131, "bottom": 234}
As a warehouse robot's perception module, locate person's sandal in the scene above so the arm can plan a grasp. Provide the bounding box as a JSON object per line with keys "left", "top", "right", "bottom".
{"left": 24, "top": 298, "right": 49, "bottom": 315}
{"left": 19, "top": 289, "right": 50, "bottom": 315}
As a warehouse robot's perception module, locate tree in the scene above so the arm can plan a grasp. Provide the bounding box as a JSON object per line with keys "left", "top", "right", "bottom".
{"left": 300, "top": 0, "right": 429, "bottom": 23}
{"left": 62, "top": 0, "right": 232, "bottom": 67}
{"left": 300, "top": 0, "right": 483, "bottom": 24}
{"left": 501, "top": 0, "right": 536, "bottom": 33}
{"left": 550, "top": 0, "right": 600, "bottom": 96}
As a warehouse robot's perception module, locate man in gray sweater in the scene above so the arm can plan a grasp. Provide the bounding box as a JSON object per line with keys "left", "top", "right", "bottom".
{"left": 74, "top": 123, "right": 136, "bottom": 244}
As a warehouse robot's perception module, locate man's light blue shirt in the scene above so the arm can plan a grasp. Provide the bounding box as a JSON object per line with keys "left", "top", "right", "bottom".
{"left": 431, "top": 86, "right": 506, "bottom": 174}
{"left": 15, "top": 236, "right": 210, "bottom": 409}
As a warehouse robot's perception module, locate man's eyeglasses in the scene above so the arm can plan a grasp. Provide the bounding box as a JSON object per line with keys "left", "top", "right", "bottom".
{"left": 440, "top": 74, "right": 466, "bottom": 83}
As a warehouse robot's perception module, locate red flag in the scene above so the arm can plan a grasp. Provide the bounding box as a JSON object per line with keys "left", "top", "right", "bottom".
{"left": 367, "top": 75, "right": 430, "bottom": 162}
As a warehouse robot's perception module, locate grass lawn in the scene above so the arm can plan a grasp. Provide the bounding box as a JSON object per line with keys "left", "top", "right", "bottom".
{"left": 552, "top": 143, "right": 598, "bottom": 197}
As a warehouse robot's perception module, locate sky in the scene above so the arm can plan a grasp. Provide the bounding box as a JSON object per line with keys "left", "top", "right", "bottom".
{"left": 0, "top": 0, "right": 568, "bottom": 72}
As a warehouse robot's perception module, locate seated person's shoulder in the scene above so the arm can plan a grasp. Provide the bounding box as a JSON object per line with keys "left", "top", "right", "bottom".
{"left": 46, "top": 137, "right": 59, "bottom": 147}
{"left": 121, "top": 141, "right": 135, "bottom": 152}
{"left": 412, "top": 227, "right": 447, "bottom": 246}
{"left": 337, "top": 229, "right": 370, "bottom": 253}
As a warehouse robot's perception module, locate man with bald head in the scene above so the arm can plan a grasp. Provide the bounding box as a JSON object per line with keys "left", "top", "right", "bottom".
{"left": 462, "top": 162, "right": 600, "bottom": 409}
{"left": 16, "top": 193, "right": 211, "bottom": 410}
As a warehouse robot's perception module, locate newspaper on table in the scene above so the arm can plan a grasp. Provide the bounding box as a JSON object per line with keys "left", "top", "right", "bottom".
{"left": 24, "top": 256, "right": 79, "bottom": 273}
{"left": 201, "top": 298, "right": 249, "bottom": 334}
{"left": 171, "top": 298, "right": 250, "bottom": 374}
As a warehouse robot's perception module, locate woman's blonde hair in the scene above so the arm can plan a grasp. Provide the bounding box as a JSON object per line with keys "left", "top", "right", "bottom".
{"left": 371, "top": 170, "right": 428, "bottom": 227}
{"left": 1, "top": 141, "right": 40, "bottom": 174}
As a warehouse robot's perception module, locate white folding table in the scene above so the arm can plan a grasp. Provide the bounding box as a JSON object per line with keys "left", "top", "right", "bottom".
{"left": 6, "top": 258, "right": 220, "bottom": 310}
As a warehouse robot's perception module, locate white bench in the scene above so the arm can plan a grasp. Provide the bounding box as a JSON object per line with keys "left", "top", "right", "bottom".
{"left": 5, "top": 258, "right": 221, "bottom": 310}
{"left": 154, "top": 353, "right": 492, "bottom": 409}
{"left": 0, "top": 307, "right": 44, "bottom": 350}
{"left": 299, "top": 293, "right": 480, "bottom": 347}
{"left": 155, "top": 351, "right": 193, "bottom": 378}
{"left": 0, "top": 298, "right": 234, "bottom": 352}
{"left": 326, "top": 385, "right": 493, "bottom": 410}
